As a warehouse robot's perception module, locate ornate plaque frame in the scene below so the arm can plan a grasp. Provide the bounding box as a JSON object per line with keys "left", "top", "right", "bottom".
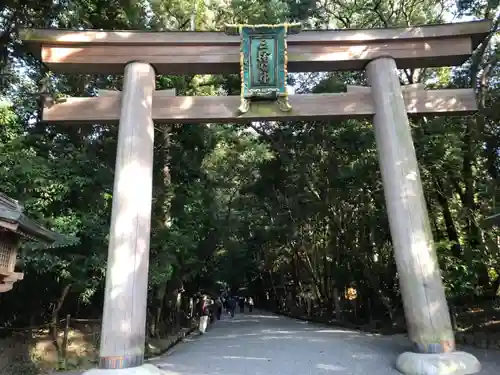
{"left": 224, "top": 23, "right": 302, "bottom": 114}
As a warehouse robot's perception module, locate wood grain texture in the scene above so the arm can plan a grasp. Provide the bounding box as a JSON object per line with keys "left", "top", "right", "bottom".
{"left": 98, "top": 62, "right": 156, "bottom": 365}
{"left": 43, "top": 89, "right": 477, "bottom": 124}
{"left": 20, "top": 20, "right": 490, "bottom": 45}
{"left": 97, "top": 89, "right": 176, "bottom": 97}
{"left": 346, "top": 84, "right": 425, "bottom": 92}
{"left": 20, "top": 20, "right": 491, "bottom": 74}
{"left": 366, "top": 57, "right": 456, "bottom": 353}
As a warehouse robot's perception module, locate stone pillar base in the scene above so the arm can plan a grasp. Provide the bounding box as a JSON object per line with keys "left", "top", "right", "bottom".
{"left": 396, "top": 351, "right": 480, "bottom": 375}
{"left": 83, "top": 364, "right": 165, "bottom": 375}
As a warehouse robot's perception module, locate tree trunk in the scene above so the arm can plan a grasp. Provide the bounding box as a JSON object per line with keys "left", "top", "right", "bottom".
{"left": 333, "top": 287, "right": 341, "bottom": 321}
{"left": 50, "top": 284, "right": 72, "bottom": 355}
{"left": 152, "top": 283, "right": 167, "bottom": 338}
{"left": 434, "top": 177, "right": 461, "bottom": 257}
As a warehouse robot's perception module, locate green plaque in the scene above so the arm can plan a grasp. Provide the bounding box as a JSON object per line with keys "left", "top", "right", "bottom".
{"left": 224, "top": 23, "right": 301, "bottom": 114}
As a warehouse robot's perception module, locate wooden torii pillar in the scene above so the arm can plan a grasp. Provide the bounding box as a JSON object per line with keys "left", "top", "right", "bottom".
{"left": 20, "top": 20, "right": 491, "bottom": 375}
{"left": 96, "top": 64, "right": 162, "bottom": 371}
{"left": 365, "top": 59, "right": 479, "bottom": 375}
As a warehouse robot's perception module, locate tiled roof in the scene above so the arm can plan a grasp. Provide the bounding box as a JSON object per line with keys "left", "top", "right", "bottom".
{"left": 0, "top": 192, "right": 78, "bottom": 246}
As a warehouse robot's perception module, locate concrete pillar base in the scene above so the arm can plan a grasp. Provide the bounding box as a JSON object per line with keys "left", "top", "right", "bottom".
{"left": 396, "top": 351, "right": 480, "bottom": 375}
{"left": 83, "top": 364, "right": 165, "bottom": 375}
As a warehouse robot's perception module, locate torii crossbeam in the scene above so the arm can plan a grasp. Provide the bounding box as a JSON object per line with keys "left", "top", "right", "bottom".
{"left": 20, "top": 19, "right": 492, "bottom": 375}
{"left": 43, "top": 87, "right": 477, "bottom": 124}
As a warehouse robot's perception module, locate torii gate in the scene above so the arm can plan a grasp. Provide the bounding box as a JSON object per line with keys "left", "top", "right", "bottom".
{"left": 21, "top": 20, "right": 491, "bottom": 375}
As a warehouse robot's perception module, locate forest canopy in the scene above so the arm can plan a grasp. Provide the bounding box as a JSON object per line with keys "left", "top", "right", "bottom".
{"left": 0, "top": 0, "right": 499, "bottom": 347}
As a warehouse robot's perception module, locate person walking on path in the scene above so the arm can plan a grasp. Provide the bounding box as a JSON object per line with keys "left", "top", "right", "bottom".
{"left": 238, "top": 296, "right": 245, "bottom": 313}
{"left": 198, "top": 295, "right": 210, "bottom": 334}
{"left": 207, "top": 297, "right": 216, "bottom": 324}
{"left": 227, "top": 296, "right": 236, "bottom": 318}
{"left": 247, "top": 296, "right": 254, "bottom": 312}
{"left": 215, "top": 297, "right": 223, "bottom": 320}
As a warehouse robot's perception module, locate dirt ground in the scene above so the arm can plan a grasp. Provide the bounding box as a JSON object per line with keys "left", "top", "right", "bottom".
{"left": 0, "top": 321, "right": 100, "bottom": 375}
{"left": 0, "top": 320, "right": 197, "bottom": 375}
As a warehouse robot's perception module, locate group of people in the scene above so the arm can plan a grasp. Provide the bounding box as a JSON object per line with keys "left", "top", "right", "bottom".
{"left": 198, "top": 294, "right": 254, "bottom": 334}
{"left": 222, "top": 295, "right": 254, "bottom": 316}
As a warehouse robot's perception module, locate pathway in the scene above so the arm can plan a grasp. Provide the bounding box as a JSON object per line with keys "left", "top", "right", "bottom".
{"left": 150, "top": 311, "right": 500, "bottom": 375}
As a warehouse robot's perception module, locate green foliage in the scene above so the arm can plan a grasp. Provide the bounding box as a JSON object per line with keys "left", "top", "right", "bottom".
{"left": 0, "top": 0, "right": 500, "bottom": 347}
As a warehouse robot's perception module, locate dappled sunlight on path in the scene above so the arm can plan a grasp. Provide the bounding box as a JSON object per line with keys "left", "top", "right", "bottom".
{"left": 149, "top": 311, "right": 500, "bottom": 375}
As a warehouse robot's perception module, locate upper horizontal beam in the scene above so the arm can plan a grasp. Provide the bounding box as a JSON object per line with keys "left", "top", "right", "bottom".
{"left": 97, "top": 89, "right": 176, "bottom": 97}
{"left": 43, "top": 89, "right": 477, "bottom": 125}
{"left": 21, "top": 21, "right": 490, "bottom": 46}
{"left": 20, "top": 20, "right": 491, "bottom": 74}
{"left": 346, "top": 83, "right": 425, "bottom": 92}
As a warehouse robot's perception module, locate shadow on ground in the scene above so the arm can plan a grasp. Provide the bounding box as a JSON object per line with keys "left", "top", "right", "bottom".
{"left": 150, "top": 311, "right": 500, "bottom": 375}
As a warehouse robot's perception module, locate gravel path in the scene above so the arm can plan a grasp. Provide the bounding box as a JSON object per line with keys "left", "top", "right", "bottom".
{"left": 150, "top": 311, "right": 500, "bottom": 375}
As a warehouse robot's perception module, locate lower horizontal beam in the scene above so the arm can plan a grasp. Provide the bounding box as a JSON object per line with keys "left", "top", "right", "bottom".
{"left": 43, "top": 89, "right": 477, "bottom": 124}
